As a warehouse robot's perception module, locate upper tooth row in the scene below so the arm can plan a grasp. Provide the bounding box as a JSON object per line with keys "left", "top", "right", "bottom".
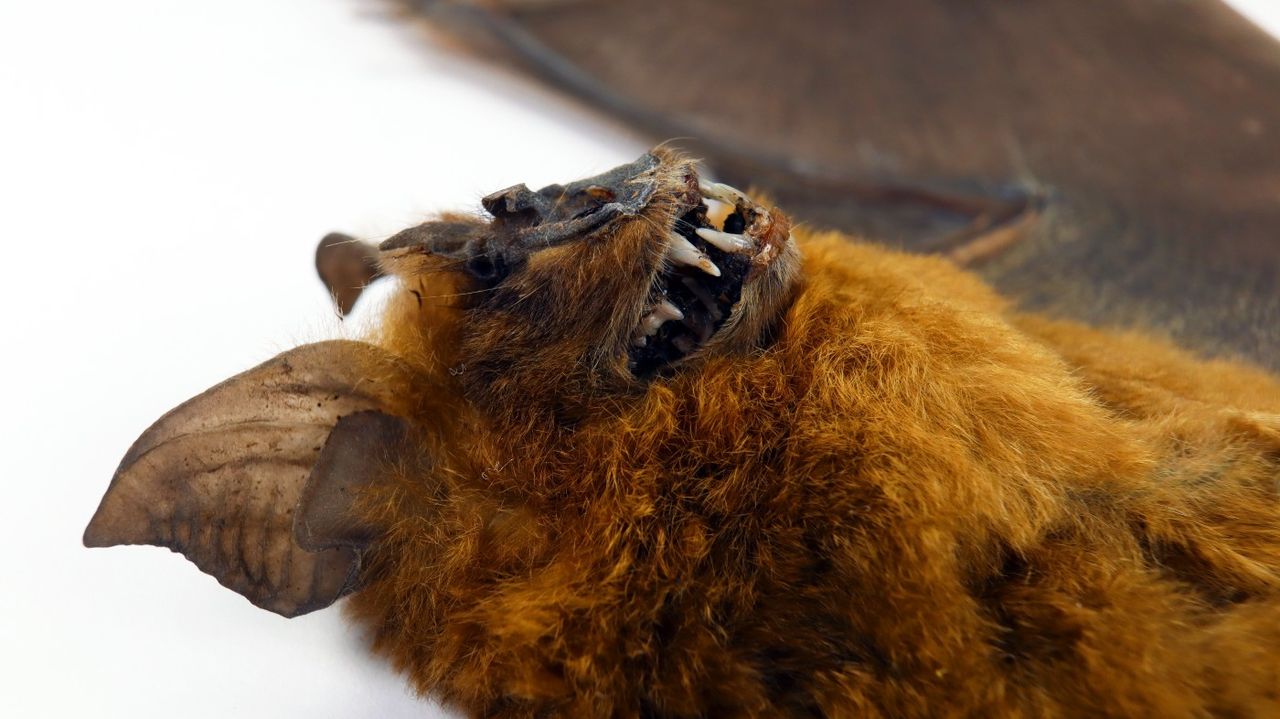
{"left": 695, "top": 227, "right": 753, "bottom": 253}
{"left": 667, "top": 232, "right": 721, "bottom": 277}
{"left": 698, "top": 180, "right": 749, "bottom": 206}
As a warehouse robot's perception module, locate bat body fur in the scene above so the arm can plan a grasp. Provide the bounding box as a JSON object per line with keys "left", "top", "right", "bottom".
{"left": 88, "top": 152, "right": 1280, "bottom": 717}
{"left": 357, "top": 161, "right": 1280, "bottom": 716}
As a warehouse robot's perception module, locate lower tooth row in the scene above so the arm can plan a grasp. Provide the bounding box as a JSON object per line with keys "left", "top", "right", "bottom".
{"left": 698, "top": 180, "right": 749, "bottom": 206}
{"left": 641, "top": 300, "right": 683, "bottom": 334}
{"left": 633, "top": 300, "right": 684, "bottom": 346}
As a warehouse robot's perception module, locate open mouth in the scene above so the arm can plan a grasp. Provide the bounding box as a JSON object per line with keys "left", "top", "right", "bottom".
{"left": 370, "top": 151, "right": 789, "bottom": 379}
{"left": 628, "top": 181, "right": 767, "bottom": 376}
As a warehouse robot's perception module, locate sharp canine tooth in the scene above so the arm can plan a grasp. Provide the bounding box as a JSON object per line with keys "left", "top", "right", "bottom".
{"left": 656, "top": 300, "right": 684, "bottom": 321}
{"left": 640, "top": 317, "right": 662, "bottom": 335}
{"left": 667, "top": 232, "right": 721, "bottom": 277}
{"left": 698, "top": 181, "right": 749, "bottom": 206}
{"left": 695, "top": 227, "right": 753, "bottom": 253}
{"left": 639, "top": 301, "right": 684, "bottom": 336}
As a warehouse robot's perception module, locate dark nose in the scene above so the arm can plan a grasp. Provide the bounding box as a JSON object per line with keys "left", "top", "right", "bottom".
{"left": 481, "top": 183, "right": 554, "bottom": 222}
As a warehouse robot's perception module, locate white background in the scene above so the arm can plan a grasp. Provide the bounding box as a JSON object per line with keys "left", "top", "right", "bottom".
{"left": 2, "top": 1, "right": 1277, "bottom": 716}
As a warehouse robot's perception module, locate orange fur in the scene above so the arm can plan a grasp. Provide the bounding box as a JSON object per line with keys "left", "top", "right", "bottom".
{"left": 349, "top": 162, "right": 1280, "bottom": 717}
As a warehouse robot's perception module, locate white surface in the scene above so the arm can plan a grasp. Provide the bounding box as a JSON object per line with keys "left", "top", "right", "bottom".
{"left": 0, "top": 1, "right": 642, "bottom": 717}
{"left": 2, "top": 1, "right": 1278, "bottom": 717}
{"left": 1234, "top": 0, "right": 1280, "bottom": 36}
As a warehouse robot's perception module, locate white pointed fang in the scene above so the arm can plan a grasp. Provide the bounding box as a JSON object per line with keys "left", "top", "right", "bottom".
{"left": 695, "top": 227, "right": 753, "bottom": 253}
{"left": 698, "top": 180, "right": 749, "bottom": 206}
{"left": 640, "top": 300, "right": 684, "bottom": 336}
{"left": 640, "top": 316, "right": 663, "bottom": 335}
{"left": 656, "top": 300, "right": 684, "bottom": 321}
{"left": 667, "top": 232, "right": 721, "bottom": 277}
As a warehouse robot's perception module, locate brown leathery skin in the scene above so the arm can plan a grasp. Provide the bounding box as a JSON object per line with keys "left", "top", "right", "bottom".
{"left": 345, "top": 154, "right": 1280, "bottom": 717}
{"left": 403, "top": 0, "right": 1280, "bottom": 370}
{"left": 82, "top": 340, "right": 418, "bottom": 617}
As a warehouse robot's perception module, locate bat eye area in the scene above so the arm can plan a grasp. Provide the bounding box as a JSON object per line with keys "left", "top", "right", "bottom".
{"left": 463, "top": 253, "right": 507, "bottom": 284}
{"left": 627, "top": 180, "right": 781, "bottom": 376}
{"left": 564, "top": 185, "right": 617, "bottom": 220}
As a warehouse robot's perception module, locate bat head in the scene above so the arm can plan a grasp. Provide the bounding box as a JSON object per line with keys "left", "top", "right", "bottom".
{"left": 83, "top": 150, "right": 801, "bottom": 617}
{"left": 375, "top": 149, "right": 801, "bottom": 414}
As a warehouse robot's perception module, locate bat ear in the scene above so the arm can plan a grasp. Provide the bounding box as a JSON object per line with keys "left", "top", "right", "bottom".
{"left": 83, "top": 341, "right": 416, "bottom": 618}
{"left": 315, "top": 233, "right": 382, "bottom": 317}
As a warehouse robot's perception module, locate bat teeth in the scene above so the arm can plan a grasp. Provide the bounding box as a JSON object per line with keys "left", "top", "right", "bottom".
{"left": 667, "top": 231, "right": 721, "bottom": 277}
{"left": 698, "top": 180, "right": 749, "bottom": 206}
{"left": 638, "top": 300, "right": 685, "bottom": 336}
{"left": 638, "top": 315, "right": 663, "bottom": 336}
{"left": 656, "top": 299, "right": 684, "bottom": 321}
{"left": 695, "top": 227, "right": 753, "bottom": 254}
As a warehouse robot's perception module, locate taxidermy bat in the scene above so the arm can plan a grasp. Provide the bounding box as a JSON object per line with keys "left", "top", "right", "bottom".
{"left": 87, "top": 150, "right": 1280, "bottom": 716}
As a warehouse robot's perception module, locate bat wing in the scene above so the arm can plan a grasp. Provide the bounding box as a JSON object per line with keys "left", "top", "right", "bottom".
{"left": 411, "top": 0, "right": 1280, "bottom": 368}
{"left": 84, "top": 341, "right": 416, "bottom": 617}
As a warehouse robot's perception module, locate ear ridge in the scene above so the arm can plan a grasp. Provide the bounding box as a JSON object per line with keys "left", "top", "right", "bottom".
{"left": 84, "top": 341, "right": 414, "bottom": 618}
{"left": 295, "top": 410, "right": 414, "bottom": 554}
